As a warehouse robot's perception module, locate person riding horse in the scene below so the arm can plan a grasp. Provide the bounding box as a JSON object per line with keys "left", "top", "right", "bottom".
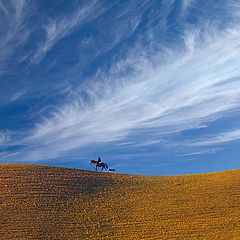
{"left": 97, "top": 156, "right": 102, "bottom": 164}
{"left": 90, "top": 156, "right": 108, "bottom": 171}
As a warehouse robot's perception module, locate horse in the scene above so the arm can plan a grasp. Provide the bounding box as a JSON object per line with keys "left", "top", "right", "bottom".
{"left": 90, "top": 160, "right": 108, "bottom": 171}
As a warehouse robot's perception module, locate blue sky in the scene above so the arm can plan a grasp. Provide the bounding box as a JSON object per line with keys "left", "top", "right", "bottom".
{"left": 1, "top": 0, "right": 240, "bottom": 175}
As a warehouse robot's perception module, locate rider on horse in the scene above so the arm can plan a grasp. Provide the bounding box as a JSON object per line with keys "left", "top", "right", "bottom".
{"left": 90, "top": 156, "right": 108, "bottom": 171}
{"left": 97, "top": 156, "right": 102, "bottom": 164}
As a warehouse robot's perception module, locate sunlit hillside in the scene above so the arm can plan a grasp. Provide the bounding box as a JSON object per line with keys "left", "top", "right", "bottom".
{"left": 1, "top": 164, "right": 240, "bottom": 239}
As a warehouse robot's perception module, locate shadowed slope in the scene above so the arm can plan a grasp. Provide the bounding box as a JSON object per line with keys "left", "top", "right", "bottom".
{"left": 1, "top": 164, "right": 240, "bottom": 239}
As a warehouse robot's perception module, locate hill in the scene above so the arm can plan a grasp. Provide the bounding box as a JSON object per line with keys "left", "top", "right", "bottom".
{"left": 1, "top": 164, "right": 240, "bottom": 239}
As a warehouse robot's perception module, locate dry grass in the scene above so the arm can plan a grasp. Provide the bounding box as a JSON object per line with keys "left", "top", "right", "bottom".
{"left": 1, "top": 164, "right": 240, "bottom": 239}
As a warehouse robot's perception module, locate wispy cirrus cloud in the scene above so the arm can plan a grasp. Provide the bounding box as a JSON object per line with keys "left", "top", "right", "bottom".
{"left": 9, "top": 18, "right": 240, "bottom": 161}
{"left": 2, "top": 0, "right": 240, "bottom": 165}
{"left": 31, "top": 0, "right": 103, "bottom": 64}
{"left": 0, "top": 0, "right": 32, "bottom": 71}
{"left": 0, "top": 0, "right": 34, "bottom": 107}
{"left": 10, "top": 88, "right": 27, "bottom": 103}
{"left": 181, "top": 0, "right": 195, "bottom": 16}
{"left": 188, "top": 129, "right": 240, "bottom": 147}
{"left": 181, "top": 149, "right": 218, "bottom": 156}
{"left": 0, "top": 130, "right": 11, "bottom": 146}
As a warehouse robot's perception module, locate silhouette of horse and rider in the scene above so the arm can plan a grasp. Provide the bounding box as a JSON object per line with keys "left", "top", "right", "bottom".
{"left": 90, "top": 156, "right": 108, "bottom": 171}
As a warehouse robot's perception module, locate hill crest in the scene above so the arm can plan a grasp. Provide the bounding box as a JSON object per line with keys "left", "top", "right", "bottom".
{"left": 1, "top": 163, "right": 240, "bottom": 239}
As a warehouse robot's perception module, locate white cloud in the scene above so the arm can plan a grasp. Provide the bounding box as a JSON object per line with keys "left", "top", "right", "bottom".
{"left": 182, "top": 0, "right": 195, "bottom": 15}
{"left": 0, "top": 130, "right": 11, "bottom": 146}
{"left": 0, "top": 0, "right": 32, "bottom": 71}
{"left": 181, "top": 149, "right": 218, "bottom": 156}
{"left": 10, "top": 89, "right": 27, "bottom": 102}
{"left": 31, "top": 0, "right": 103, "bottom": 64}
{"left": 12, "top": 23, "right": 240, "bottom": 161}
{"left": 189, "top": 129, "right": 240, "bottom": 147}
{"left": 3, "top": 1, "right": 240, "bottom": 162}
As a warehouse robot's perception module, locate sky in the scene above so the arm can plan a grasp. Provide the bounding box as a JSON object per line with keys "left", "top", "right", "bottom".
{"left": 1, "top": 0, "right": 240, "bottom": 175}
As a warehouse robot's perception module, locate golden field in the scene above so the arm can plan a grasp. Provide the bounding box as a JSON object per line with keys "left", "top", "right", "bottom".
{"left": 1, "top": 164, "right": 240, "bottom": 239}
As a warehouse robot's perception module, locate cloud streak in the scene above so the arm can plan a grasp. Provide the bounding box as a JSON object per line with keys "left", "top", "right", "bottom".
{"left": 2, "top": 0, "right": 240, "bottom": 165}
{"left": 12, "top": 25, "right": 240, "bottom": 160}
{"left": 0, "top": 0, "right": 32, "bottom": 71}
{"left": 189, "top": 129, "right": 240, "bottom": 147}
{"left": 31, "top": 0, "right": 103, "bottom": 64}
{"left": 0, "top": 130, "right": 11, "bottom": 146}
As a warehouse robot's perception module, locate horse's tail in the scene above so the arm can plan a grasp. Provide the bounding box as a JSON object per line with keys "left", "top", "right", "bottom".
{"left": 106, "top": 163, "right": 108, "bottom": 169}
